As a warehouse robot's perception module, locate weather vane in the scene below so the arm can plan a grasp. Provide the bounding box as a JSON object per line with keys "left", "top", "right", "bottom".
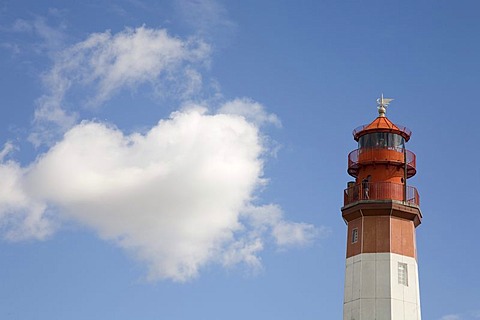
{"left": 376, "top": 94, "right": 394, "bottom": 117}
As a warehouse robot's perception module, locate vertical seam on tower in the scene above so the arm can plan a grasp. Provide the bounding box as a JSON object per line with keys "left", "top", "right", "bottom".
{"left": 413, "top": 223, "right": 417, "bottom": 261}
{"left": 360, "top": 209, "right": 364, "bottom": 254}
{"left": 389, "top": 207, "right": 393, "bottom": 318}
{"left": 389, "top": 207, "right": 393, "bottom": 254}
{"left": 360, "top": 209, "right": 364, "bottom": 316}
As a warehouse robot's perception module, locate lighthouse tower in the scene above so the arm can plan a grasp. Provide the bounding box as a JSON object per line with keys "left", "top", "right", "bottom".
{"left": 342, "top": 96, "right": 422, "bottom": 320}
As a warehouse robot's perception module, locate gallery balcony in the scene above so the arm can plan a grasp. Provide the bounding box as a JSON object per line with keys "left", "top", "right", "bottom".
{"left": 347, "top": 147, "right": 416, "bottom": 178}
{"left": 343, "top": 181, "right": 420, "bottom": 207}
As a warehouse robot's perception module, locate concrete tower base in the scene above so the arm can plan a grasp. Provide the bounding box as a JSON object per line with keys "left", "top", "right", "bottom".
{"left": 343, "top": 252, "right": 421, "bottom": 320}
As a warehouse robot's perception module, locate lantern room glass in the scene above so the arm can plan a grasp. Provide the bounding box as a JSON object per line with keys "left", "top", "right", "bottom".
{"left": 358, "top": 133, "right": 405, "bottom": 151}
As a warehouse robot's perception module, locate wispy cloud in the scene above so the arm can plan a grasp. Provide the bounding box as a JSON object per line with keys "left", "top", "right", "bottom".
{"left": 441, "top": 315, "right": 461, "bottom": 320}
{"left": 174, "top": 0, "right": 237, "bottom": 41}
{"left": 30, "top": 26, "right": 211, "bottom": 145}
{"left": 219, "top": 98, "right": 282, "bottom": 128}
{"left": 10, "top": 16, "right": 67, "bottom": 55}
{"left": 439, "top": 311, "right": 480, "bottom": 320}
{"left": 0, "top": 142, "right": 15, "bottom": 161}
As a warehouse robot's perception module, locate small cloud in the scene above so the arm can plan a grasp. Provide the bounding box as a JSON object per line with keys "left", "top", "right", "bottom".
{"left": 0, "top": 42, "right": 21, "bottom": 55}
{"left": 440, "top": 315, "right": 461, "bottom": 320}
{"left": 0, "top": 142, "right": 16, "bottom": 161}
{"left": 2, "top": 15, "right": 67, "bottom": 58}
{"left": 218, "top": 98, "right": 282, "bottom": 128}
{"left": 241, "top": 204, "right": 323, "bottom": 249}
{"left": 272, "top": 221, "right": 321, "bottom": 247}
{"left": 11, "top": 16, "right": 67, "bottom": 54}
{"left": 174, "top": 0, "right": 237, "bottom": 40}
{"left": 222, "top": 238, "right": 264, "bottom": 273}
{"left": 11, "top": 19, "right": 34, "bottom": 33}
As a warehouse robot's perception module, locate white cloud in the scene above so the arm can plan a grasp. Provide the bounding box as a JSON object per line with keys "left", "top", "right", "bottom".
{"left": 31, "top": 26, "right": 211, "bottom": 145}
{"left": 1, "top": 22, "right": 323, "bottom": 282}
{"left": 0, "top": 157, "right": 52, "bottom": 241}
{"left": 222, "top": 238, "right": 264, "bottom": 273}
{"left": 72, "top": 26, "right": 209, "bottom": 105}
{"left": 1, "top": 105, "right": 320, "bottom": 281}
{"left": 218, "top": 98, "right": 282, "bottom": 128}
{"left": 272, "top": 221, "right": 321, "bottom": 247}
{"left": 241, "top": 204, "right": 324, "bottom": 248}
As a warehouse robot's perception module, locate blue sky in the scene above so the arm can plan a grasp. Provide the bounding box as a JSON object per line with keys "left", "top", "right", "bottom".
{"left": 0, "top": 1, "right": 479, "bottom": 319}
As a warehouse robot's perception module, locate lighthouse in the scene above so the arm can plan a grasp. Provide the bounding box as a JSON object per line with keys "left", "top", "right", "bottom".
{"left": 342, "top": 96, "right": 422, "bottom": 319}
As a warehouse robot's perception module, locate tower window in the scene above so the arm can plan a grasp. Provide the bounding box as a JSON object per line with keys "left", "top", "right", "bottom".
{"left": 398, "top": 262, "right": 408, "bottom": 286}
{"left": 351, "top": 228, "right": 358, "bottom": 244}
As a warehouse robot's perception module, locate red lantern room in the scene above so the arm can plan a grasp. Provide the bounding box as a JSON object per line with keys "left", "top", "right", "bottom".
{"left": 344, "top": 95, "right": 420, "bottom": 211}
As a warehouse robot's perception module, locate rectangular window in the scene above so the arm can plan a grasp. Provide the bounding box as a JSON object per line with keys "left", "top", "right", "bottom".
{"left": 398, "top": 262, "right": 408, "bottom": 286}
{"left": 351, "top": 228, "right": 358, "bottom": 244}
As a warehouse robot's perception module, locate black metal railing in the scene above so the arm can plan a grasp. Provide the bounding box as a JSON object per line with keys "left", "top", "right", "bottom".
{"left": 343, "top": 181, "right": 420, "bottom": 206}
{"left": 352, "top": 124, "right": 412, "bottom": 137}
{"left": 347, "top": 147, "right": 416, "bottom": 178}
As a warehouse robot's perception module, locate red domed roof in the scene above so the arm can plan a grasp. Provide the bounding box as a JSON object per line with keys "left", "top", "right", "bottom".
{"left": 353, "top": 116, "right": 411, "bottom": 141}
